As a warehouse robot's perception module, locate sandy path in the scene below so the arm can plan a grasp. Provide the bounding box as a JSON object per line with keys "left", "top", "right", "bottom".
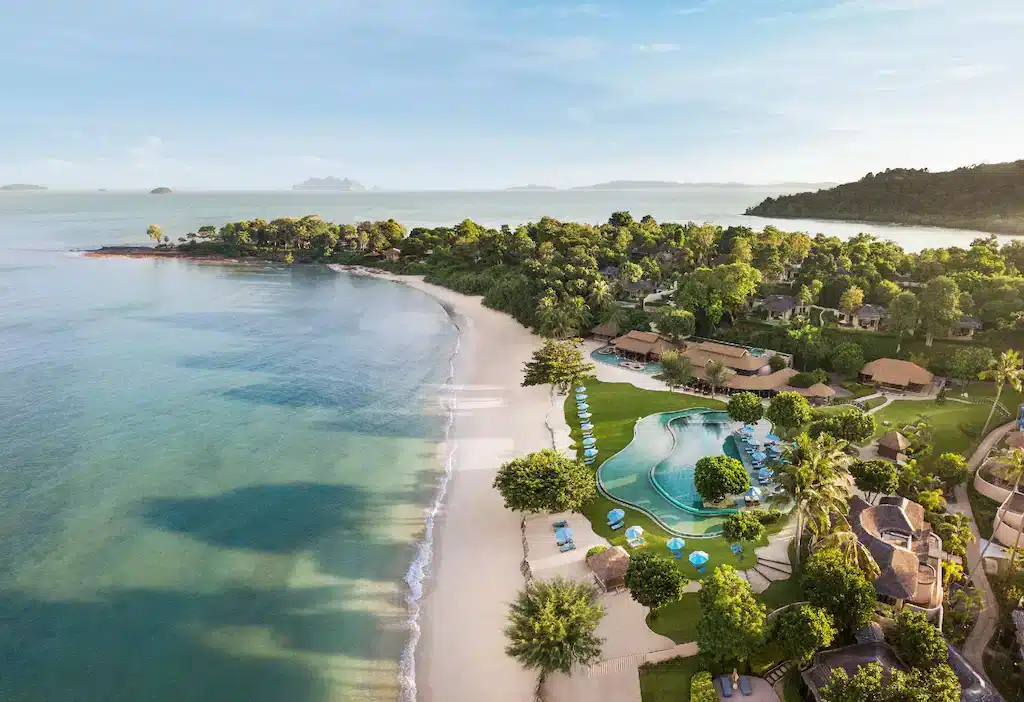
{"left": 362, "top": 272, "right": 552, "bottom": 702}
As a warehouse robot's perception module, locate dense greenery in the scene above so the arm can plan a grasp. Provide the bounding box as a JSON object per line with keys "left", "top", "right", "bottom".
{"left": 850, "top": 459, "right": 899, "bottom": 503}
{"left": 690, "top": 671, "right": 718, "bottom": 702}
{"left": 492, "top": 449, "right": 596, "bottom": 513}
{"left": 766, "top": 392, "right": 812, "bottom": 435}
{"left": 726, "top": 392, "right": 763, "bottom": 425}
{"left": 694, "top": 456, "right": 750, "bottom": 504}
{"left": 521, "top": 339, "right": 595, "bottom": 393}
{"left": 745, "top": 160, "right": 1024, "bottom": 234}
{"left": 504, "top": 577, "right": 605, "bottom": 679}
{"left": 696, "top": 565, "right": 767, "bottom": 664}
{"left": 888, "top": 610, "right": 948, "bottom": 669}
{"left": 821, "top": 661, "right": 961, "bottom": 702}
{"left": 624, "top": 552, "right": 689, "bottom": 614}
{"left": 808, "top": 408, "right": 876, "bottom": 444}
{"left": 801, "top": 547, "right": 877, "bottom": 634}
{"left": 722, "top": 512, "right": 766, "bottom": 543}
{"left": 771, "top": 604, "right": 837, "bottom": 665}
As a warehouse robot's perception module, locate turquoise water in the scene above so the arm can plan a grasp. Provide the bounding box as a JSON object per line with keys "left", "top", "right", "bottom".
{"left": 0, "top": 212, "right": 457, "bottom": 700}
{"left": 598, "top": 409, "right": 771, "bottom": 536}
{"left": 590, "top": 348, "right": 664, "bottom": 375}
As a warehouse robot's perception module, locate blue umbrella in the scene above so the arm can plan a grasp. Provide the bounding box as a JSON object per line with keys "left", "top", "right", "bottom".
{"left": 580, "top": 422, "right": 594, "bottom": 431}
{"left": 666, "top": 537, "right": 686, "bottom": 551}
{"left": 752, "top": 451, "right": 767, "bottom": 462}
{"left": 689, "top": 550, "right": 709, "bottom": 567}
{"left": 584, "top": 447, "right": 599, "bottom": 457}
{"left": 766, "top": 433, "right": 781, "bottom": 443}
{"left": 625, "top": 525, "right": 644, "bottom": 540}
{"left": 739, "top": 425, "right": 754, "bottom": 434}
{"left": 607, "top": 508, "right": 625, "bottom": 522}
{"left": 555, "top": 527, "right": 574, "bottom": 543}
{"left": 746, "top": 487, "right": 763, "bottom": 500}
{"left": 576, "top": 392, "right": 587, "bottom": 399}
{"left": 579, "top": 412, "right": 592, "bottom": 419}
{"left": 582, "top": 437, "right": 597, "bottom": 447}
{"left": 576, "top": 386, "right": 587, "bottom": 393}
{"left": 577, "top": 402, "right": 590, "bottom": 411}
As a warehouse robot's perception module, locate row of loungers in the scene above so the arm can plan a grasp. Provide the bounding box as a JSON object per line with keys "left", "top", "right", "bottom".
{"left": 717, "top": 675, "right": 753, "bottom": 697}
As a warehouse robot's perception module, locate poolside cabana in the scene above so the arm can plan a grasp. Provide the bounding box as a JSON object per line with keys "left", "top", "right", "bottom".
{"left": 611, "top": 330, "right": 677, "bottom": 361}
{"left": 587, "top": 546, "right": 630, "bottom": 591}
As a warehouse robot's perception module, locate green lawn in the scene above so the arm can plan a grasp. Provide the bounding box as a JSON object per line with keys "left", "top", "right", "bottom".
{"left": 867, "top": 399, "right": 990, "bottom": 463}
{"left": 862, "top": 396, "right": 887, "bottom": 411}
{"left": 567, "top": 381, "right": 775, "bottom": 578}
{"left": 639, "top": 656, "right": 706, "bottom": 702}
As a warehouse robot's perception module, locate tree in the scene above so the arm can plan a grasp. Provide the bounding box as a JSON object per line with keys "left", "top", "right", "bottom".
{"left": 766, "top": 391, "right": 812, "bottom": 435}
{"left": 851, "top": 459, "right": 899, "bottom": 503}
{"left": 146, "top": 223, "right": 163, "bottom": 245}
{"left": 812, "top": 529, "right": 880, "bottom": 581}
{"left": 933, "top": 452, "right": 969, "bottom": 492}
{"left": 624, "top": 552, "right": 688, "bottom": 614}
{"left": 727, "top": 392, "right": 763, "bottom": 425}
{"left": 655, "top": 308, "right": 695, "bottom": 342}
{"left": 788, "top": 323, "right": 826, "bottom": 370}
{"left": 887, "top": 292, "right": 920, "bottom": 353}
{"left": 504, "top": 577, "right": 604, "bottom": 683}
{"left": 873, "top": 279, "right": 901, "bottom": 306}
{"left": 809, "top": 408, "right": 876, "bottom": 444}
{"left": 993, "top": 448, "right": 1024, "bottom": 574}
{"left": 919, "top": 276, "right": 961, "bottom": 346}
{"left": 802, "top": 547, "right": 877, "bottom": 633}
{"left": 619, "top": 261, "right": 643, "bottom": 285}
{"left": 797, "top": 284, "right": 814, "bottom": 307}
{"left": 822, "top": 661, "right": 883, "bottom": 702}
{"left": 830, "top": 343, "right": 865, "bottom": 378}
{"left": 769, "top": 354, "right": 788, "bottom": 372}
{"left": 930, "top": 512, "right": 973, "bottom": 559}
{"left": 691, "top": 672, "right": 718, "bottom": 702}
{"left": 657, "top": 350, "right": 695, "bottom": 391}
{"left": 950, "top": 346, "right": 994, "bottom": 389}
{"left": 705, "top": 360, "right": 730, "bottom": 396}
{"left": 522, "top": 339, "right": 595, "bottom": 395}
{"left": 493, "top": 450, "right": 596, "bottom": 513}
{"left": 772, "top": 604, "right": 837, "bottom": 665}
{"left": 916, "top": 488, "right": 946, "bottom": 513}
{"left": 889, "top": 665, "right": 961, "bottom": 702}
{"left": 696, "top": 565, "right": 767, "bottom": 663}
{"left": 889, "top": 609, "right": 948, "bottom": 669}
{"left": 722, "top": 511, "right": 765, "bottom": 542}
{"left": 980, "top": 349, "right": 1024, "bottom": 436}
{"left": 694, "top": 455, "right": 750, "bottom": 504}
{"left": 777, "top": 434, "right": 850, "bottom": 565}
{"left": 839, "top": 285, "right": 865, "bottom": 320}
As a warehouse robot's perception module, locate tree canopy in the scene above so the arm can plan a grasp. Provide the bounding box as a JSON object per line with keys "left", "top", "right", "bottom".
{"left": 802, "top": 547, "right": 877, "bottom": 633}
{"left": 696, "top": 565, "right": 767, "bottom": 663}
{"left": 655, "top": 308, "right": 696, "bottom": 342}
{"left": 727, "top": 392, "right": 763, "bottom": 425}
{"left": 722, "top": 511, "right": 766, "bottom": 542}
{"left": 522, "top": 339, "right": 595, "bottom": 394}
{"left": 623, "top": 552, "right": 688, "bottom": 613}
{"left": 766, "top": 391, "right": 812, "bottom": 433}
{"left": 694, "top": 455, "right": 750, "bottom": 504}
{"left": 888, "top": 610, "right": 948, "bottom": 669}
{"left": 822, "top": 662, "right": 960, "bottom": 702}
{"left": 493, "top": 449, "right": 596, "bottom": 513}
{"left": 772, "top": 604, "right": 837, "bottom": 665}
{"left": 809, "top": 408, "right": 876, "bottom": 444}
{"left": 851, "top": 459, "right": 899, "bottom": 502}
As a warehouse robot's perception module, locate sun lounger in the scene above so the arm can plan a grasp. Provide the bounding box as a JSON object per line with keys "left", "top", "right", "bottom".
{"left": 672, "top": 550, "right": 683, "bottom": 559}
{"left": 552, "top": 520, "right": 568, "bottom": 529}
{"left": 740, "top": 677, "right": 752, "bottom": 696}
{"left": 609, "top": 519, "right": 624, "bottom": 530}
{"left": 731, "top": 543, "right": 743, "bottom": 555}
{"left": 559, "top": 541, "right": 576, "bottom": 552}
{"left": 718, "top": 677, "right": 733, "bottom": 698}
{"left": 627, "top": 537, "right": 646, "bottom": 548}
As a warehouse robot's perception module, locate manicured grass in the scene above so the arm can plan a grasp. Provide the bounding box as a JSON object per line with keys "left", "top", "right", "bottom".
{"left": 840, "top": 381, "right": 877, "bottom": 399}
{"left": 862, "top": 396, "right": 887, "bottom": 411}
{"left": 647, "top": 592, "right": 701, "bottom": 643}
{"left": 639, "top": 655, "right": 706, "bottom": 702}
{"left": 567, "top": 381, "right": 772, "bottom": 579}
{"left": 868, "top": 399, "right": 988, "bottom": 464}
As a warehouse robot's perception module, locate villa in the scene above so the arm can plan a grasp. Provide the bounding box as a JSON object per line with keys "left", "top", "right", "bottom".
{"left": 877, "top": 431, "right": 911, "bottom": 462}
{"left": 612, "top": 330, "right": 676, "bottom": 361}
{"left": 846, "top": 495, "right": 943, "bottom": 621}
{"left": 620, "top": 279, "right": 656, "bottom": 301}
{"left": 590, "top": 321, "right": 621, "bottom": 342}
{"left": 383, "top": 247, "right": 401, "bottom": 262}
{"left": 760, "top": 294, "right": 808, "bottom": 323}
{"left": 951, "top": 315, "right": 983, "bottom": 339}
{"left": 679, "top": 340, "right": 775, "bottom": 376}
{"left": 839, "top": 304, "right": 888, "bottom": 331}
{"left": 859, "top": 358, "right": 934, "bottom": 392}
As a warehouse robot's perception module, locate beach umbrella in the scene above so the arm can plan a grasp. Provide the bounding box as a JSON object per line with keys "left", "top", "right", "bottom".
{"left": 584, "top": 458, "right": 595, "bottom": 465}
{"left": 584, "top": 447, "right": 599, "bottom": 457}
{"left": 577, "top": 402, "right": 590, "bottom": 411}
{"left": 689, "top": 550, "right": 709, "bottom": 568}
{"left": 739, "top": 425, "right": 754, "bottom": 435}
{"left": 582, "top": 437, "right": 597, "bottom": 447}
{"left": 746, "top": 487, "right": 762, "bottom": 500}
{"left": 580, "top": 422, "right": 594, "bottom": 431}
{"left": 607, "top": 508, "right": 625, "bottom": 523}
{"left": 576, "top": 391, "right": 587, "bottom": 399}
{"left": 555, "top": 527, "right": 574, "bottom": 543}
{"left": 752, "top": 451, "right": 767, "bottom": 462}
{"left": 625, "top": 526, "right": 644, "bottom": 540}
{"left": 576, "top": 386, "right": 587, "bottom": 393}
{"left": 666, "top": 537, "right": 686, "bottom": 551}
{"left": 766, "top": 433, "right": 781, "bottom": 443}
{"left": 578, "top": 412, "right": 592, "bottom": 419}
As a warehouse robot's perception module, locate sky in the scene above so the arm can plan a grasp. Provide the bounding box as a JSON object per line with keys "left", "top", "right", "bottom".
{"left": 0, "top": 0, "right": 1022, "bottom": 190}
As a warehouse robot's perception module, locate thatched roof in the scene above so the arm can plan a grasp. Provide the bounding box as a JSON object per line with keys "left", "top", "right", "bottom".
{"left": 854, "top": 304, "right": 888, "bottom": 321}
{"left": 591, "top": 321, "right": 620, "bottom": 338}
{"left": 613, "top": 329, "right": 677, "bottom": 356}
{"left": 727, "top": 368, "right": 798, "bottom": 391}
{"left": 587, "top": 546, "right": 629, "bottom": 589}
{"left": 879, "top": 431, "right": 911, "bottom": 451}
{"left": 762, "top": 295, "right": 798, "bottom": 313}
{"left": 860, "top": 358, "right": 934, "bottom": 387}
{"left": 680, "top": 341, "right": 772, "bottom": 372}
{"left": 956, "top": 315, "right": 983, "bottom": 330}
{"left": 847, "top": 495, "right": 931, "bottom": 602}
{"left": 795, "top": 383, "right": 836, "bottom": 398}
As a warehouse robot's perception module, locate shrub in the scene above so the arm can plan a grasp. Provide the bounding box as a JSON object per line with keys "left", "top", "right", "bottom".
{"left": 769, "top": 355, "right": 788, "bottom": 372}
{"left": 830, "top": 342, "right": 865, "bottom": 378}
{"left": 586, "top": 545, "right": 608, "bottom": 558}
{"left": 624, "top": 552, "right": 688, "bottom": 613}
{"left": 691, "top": 671, "right": 718, "bottom": 702}
{"left": 753, "top": 508, "right": 784, "bottom": 524}
{"left": 889, "top": 609, "right": 948, "bottom": 669}
{"left": 723, "top": 511, "right": 766, "bottom": 542}
{"left": 694, "top": 455, "right": 750, "bottom": 503}
{"left": 789, "top": 372, "right": 817, "bottom": 388}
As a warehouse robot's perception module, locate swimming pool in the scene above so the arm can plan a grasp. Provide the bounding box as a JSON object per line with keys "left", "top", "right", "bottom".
{"left": 597, "top": 408, "right": 775, "bottom": 536}
{"left": 590, "top": 348, "right": 664, "bottom": 375}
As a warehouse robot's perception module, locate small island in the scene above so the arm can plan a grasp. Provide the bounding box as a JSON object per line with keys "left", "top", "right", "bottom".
{"left": 745, "top": 160, "right": 1024, "bottom": 234}
{"left": 1, "top": 184, "right": 47, "bottom": 191}
{"left": 505, "top": 184, "right": 558, "bottom": 191}
{"left": 150, "top": 187, "right": 173, "bottom": 195}
{"left": 292, "top": 177, "right": 366, "bottom": 192}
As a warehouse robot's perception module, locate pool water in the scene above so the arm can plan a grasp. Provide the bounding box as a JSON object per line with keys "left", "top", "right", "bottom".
{"left": 597, "top": 409, "right": 772, "bottom": 536}
{"left": 590, "top": 348, "right": 664, "bottom": 375}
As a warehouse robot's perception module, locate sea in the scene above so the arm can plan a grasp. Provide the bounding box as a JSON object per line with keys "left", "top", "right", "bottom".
{"left": 0, "top": 188, "right": 1014, "bottom": 702}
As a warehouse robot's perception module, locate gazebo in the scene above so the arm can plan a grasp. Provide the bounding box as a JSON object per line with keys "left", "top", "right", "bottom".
{"left": 877, "top": 431, "right": 910, "bottom": 462}
{"left": 587, "top": 546, "right": 630, "bottom": 591}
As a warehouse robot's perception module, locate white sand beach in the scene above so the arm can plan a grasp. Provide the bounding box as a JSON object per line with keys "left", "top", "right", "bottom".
{"left": 365, "top": 271, "right": 554, "bottom": 702}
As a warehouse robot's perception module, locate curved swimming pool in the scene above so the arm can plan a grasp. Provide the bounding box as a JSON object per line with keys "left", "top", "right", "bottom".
{"left": 597, "top": 408, "right": 773, "bottom": 536}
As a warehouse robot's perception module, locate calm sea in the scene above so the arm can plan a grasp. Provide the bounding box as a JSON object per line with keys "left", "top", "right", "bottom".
{"left": 0, "top": 189, "right": 1009, "bottom": 702}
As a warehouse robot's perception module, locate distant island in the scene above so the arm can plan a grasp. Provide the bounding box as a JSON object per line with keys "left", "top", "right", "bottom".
{"left": 571, "top": 180, "right": 835, "bottom": 191}
{"left": 292, "top": 177, "right": 366, "bottom": 192}
{"left": 1, "top": 184, "right": 47, "bottom": 191}
{"left": 150, "top": 187, "right": 172, "bottom": 195}
{"left": 505, "top": 184, "right": 558, "bottom": 191}
{"left": 745, "top": 160, "right": 1024, "bottom": 234}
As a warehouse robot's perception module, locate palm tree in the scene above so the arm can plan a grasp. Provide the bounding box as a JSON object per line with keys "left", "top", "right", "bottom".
{"left": 980, "top": 350, "right": 1024, "bottom": 436}
{"left": 589, "top": 279, "right": 613, "bottom": 309}
{"left": 813, "top": 529, "right": 881, "bottom": 580}
{"left": 776, "top": 433, "right": 851, "bottom": 567}
{"left": 705, "top": 360, "right": 730, "bottom": 397}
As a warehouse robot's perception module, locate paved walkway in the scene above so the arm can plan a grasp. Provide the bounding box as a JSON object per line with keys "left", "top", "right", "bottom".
{"left": 950, "top": 420, "right": 1015, "bottom": 676}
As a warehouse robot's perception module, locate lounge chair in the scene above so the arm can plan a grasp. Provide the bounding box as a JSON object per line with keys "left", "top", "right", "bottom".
{"left": 552, "top": 520, "right": 568, "bottom": 529}
{"left": 697, "top": 565, "right": 706, "bottom": 573}
{"left": 627, "top": 537, "right": 646, "bottom": 548}
{"left": 731, "top": 543, "right": 743, "bottom": 556}
{"left": 718, "top": 677, "right": 733, "bottom": 698}
{"left": 559, "top": 541, "right": 576, "bottom": 553}
{"left": 672, "top": 550, "right": 683, "bottom": 559}
{"left": 739, "top": 677, "right": 752, "bottom": 696}
{"left": 609, "top": 519, "right": 625, "bottom": 530}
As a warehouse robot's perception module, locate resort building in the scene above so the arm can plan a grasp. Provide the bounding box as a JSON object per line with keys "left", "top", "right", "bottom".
{"left": 973, "top": 450, "right": 1024, "bottom": 548}
{"left": 846, "top": 495, "right": 943, "bottom": 621}
{"left": 612, "top": 330, "right": 676, "bottom": 361}
{"left": 951, "top": 315, "right": 983, "bottom": 339}
{"left": 760, "top": 294, "right": 808, "bottom": 323}
{"left": 801, "top": 641, "right": 1002, "bottom": 702}
{"left": 839, "top": 304, "right": 888, "bottom": 331}
{"left": 877, "top": 431, "right": 911, "bottom": 462}
{"left": 586, "top": 546, "right": 629, "bottom": 592}
{"left": 859, "top": 358, "right": 934, "bottom": 392}
{"left": 620, "top": 279, "right": 656, "bottom": 301}
{"left": 590, "top": 321, "right": 620, "bottom": 342}
{"left": 679, "top": 340, "right": 774, "bottom": 376}
{"left": 383, "top": 247, "right": 401, "bottom": 262}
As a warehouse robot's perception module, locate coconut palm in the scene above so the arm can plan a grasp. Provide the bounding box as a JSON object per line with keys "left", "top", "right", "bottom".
{"left": 776, "top": 433, "right": 851, "bottom": 567}
{"left": 980, "top": 350, "right": 1024, "bottom": 436}
{"left": 705, "top": 360, "right": 730, "bottom": 397}
{"left": 813, "top": 529, "right": 881, "bottom": 580}
{"left": 589, "top": 278, "right": 613, "bottom": 309}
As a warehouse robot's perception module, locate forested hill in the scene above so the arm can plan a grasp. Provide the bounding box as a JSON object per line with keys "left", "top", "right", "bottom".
{"left": 745, "top": 160, "right": 1024, "bottom": 234}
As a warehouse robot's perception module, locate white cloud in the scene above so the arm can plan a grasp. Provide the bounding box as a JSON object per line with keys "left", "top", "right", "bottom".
{"left": 633, "top": 43, "right": 681, "bottom": 53}
{"left": 945, "top": 63, "right": 1006, "bottom": 81}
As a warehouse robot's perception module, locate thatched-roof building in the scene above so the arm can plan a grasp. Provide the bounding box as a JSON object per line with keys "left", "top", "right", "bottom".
{"left": 859, "top": 358, "right": 934, "bottom": 391}
{"left": 878, "top": 431, "right": 911, "bottom": 461}
{"left": 587, "top": 546, "right": 629, "bottom": 591}
{"left": 612, "top": 330, "right": 677, "bottom": 360}
{"left": 590, "top": 321, "right": 620, "bottom": 342}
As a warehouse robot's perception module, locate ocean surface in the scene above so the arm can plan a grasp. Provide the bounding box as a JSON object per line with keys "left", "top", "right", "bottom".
{"left": 0, "top": 189, "right": 1012, "bottom": 702}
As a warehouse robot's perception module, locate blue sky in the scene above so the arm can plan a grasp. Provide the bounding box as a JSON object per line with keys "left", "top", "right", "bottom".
{"left": 1, "top": 0, "right": 1021, "bottom": 189}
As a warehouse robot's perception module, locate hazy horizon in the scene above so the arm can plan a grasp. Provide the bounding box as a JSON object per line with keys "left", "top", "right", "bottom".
{"left": 1, "top": 0, "right": 1021, "bottom": 190}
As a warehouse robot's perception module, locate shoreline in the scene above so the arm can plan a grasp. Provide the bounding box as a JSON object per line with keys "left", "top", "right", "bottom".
{"left": 330, "top": 266, "right": 552, "bottom": 702}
